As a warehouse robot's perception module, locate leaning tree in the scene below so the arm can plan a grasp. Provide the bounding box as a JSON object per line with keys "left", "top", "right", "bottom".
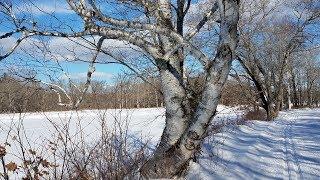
{"left": 0, "top": 0, "right": 240, "bottom": 178}
{"left": 236, "top": 0, "right": 320, "bottom": 120}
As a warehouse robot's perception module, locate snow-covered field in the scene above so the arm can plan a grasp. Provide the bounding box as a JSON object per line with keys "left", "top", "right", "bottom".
{"left": 0, "top": 105, "right": 238, "bottom": 151}
{"left": 1, "top": 106, "right": 319, "bottom": 179}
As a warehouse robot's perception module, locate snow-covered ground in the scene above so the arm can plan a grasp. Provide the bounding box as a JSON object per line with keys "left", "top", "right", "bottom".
{"left": 0, "top": 105, "right": 238, "bottom": 150}
{"left": 188, "top": 108, "right": 320, "bottom": 179}
{"left": 1, "top": 106, "right": 319, "bottom": 179}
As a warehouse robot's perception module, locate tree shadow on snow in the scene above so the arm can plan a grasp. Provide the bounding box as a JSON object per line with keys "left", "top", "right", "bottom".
{"left": 189, "top": 109, "right": 320, "bottom": 180}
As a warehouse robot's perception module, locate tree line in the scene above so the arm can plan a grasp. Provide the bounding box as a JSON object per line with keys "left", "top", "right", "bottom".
{"left": 1, "top": 67, "right": 319, "bottom": 114}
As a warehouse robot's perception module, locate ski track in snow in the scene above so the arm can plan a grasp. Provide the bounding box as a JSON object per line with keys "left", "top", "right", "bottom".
{"left": 188, "top": 108, "right": 320, "bottom": 180}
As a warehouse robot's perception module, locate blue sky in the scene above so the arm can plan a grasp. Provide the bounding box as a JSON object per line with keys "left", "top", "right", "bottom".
{"left": 0, "top": 0, "right": 130, "bottom": 84}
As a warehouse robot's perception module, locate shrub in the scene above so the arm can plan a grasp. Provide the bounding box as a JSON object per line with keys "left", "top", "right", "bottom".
{"left": 243, "top": 109, "right": 267, "bottom": 121}
{"left": 1, "top": 109, "right": 150, "bottom": 179}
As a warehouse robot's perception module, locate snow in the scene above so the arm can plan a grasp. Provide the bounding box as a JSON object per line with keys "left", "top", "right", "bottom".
{"left": 1, "top": 108, "right": 163, "bottom": 143}
{"left": 187, "top": 108, "right": 320, "bottom": 179}
{"left": 0, "top": 105, "right": 236, "bottom": 148}
{"left": 1, "top": 106, "right": 319, "bottom": 179}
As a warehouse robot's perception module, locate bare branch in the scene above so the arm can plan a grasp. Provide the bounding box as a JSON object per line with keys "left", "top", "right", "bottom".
{"left": 0, "top": 35, "right": 30, "bottom": 61}
{"left": 74, "top": 36, "right": 106, "bottom": 108}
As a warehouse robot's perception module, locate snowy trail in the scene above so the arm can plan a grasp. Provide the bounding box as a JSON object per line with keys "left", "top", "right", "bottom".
{"left": 188, "top": 108, "right": 320, "bottom": 180}
{"left": 280, "top": 114, "right": 304, "bottom": 180}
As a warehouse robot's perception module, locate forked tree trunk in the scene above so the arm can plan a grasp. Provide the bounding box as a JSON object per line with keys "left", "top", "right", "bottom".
{"left": 140, "top": 0, "right": 239, "bottom": 178}
{"left": 153, "top": 57, "right": 191, "bottom": 154}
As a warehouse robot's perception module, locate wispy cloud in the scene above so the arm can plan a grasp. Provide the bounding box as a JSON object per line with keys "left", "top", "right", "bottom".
{"left": 60, "top": 71, "right": 113, "bottom": 81}
{"left": 15, "top": 1, "right": 73, "bottom": 15}
{"left": 0, "top": 35, "right": 16, "bottom": 53}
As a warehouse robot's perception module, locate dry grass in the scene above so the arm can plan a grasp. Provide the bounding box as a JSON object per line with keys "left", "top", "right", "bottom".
{"left": 0, "top": 110, "right": 150, "bottom": 179}
{"left": 243, "top": 109, "right": 267, "bottom": 121}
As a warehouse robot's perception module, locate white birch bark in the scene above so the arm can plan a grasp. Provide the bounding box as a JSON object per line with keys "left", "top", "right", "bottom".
{"left": 140, "top": 0, "right": 240, "bottom": 178}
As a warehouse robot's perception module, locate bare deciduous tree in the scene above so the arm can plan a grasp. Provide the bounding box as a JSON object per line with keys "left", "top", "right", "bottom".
{"left": 236, "top": 0, "right": 319, "bottom": 120}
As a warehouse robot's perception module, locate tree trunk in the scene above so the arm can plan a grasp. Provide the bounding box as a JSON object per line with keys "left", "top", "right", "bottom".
{"left": 292, "top": 78, "right": 298, "bottom": 107}
{"left": 286, "top": 82, "right": 292, "bottom": 110}
{"left": 140, "top": 45, "right": 235, "bottom": 178}
{"left": 266, "top": 101, "right": 274, "bottom": 120}
{"left": 290, "top": 70, "right": 298, "bottom": 107}
{"left": 154, "top": 59, "right": 191, "bottom": 153}
{"left": 307, "top": 88, "right": 312, "bottom": 107}
{"left": 238, "top": 57, "right": 273, "bottom": 120}
{"left": 274, "top": 86, "right": 283, "bottom": 116}
{"left": 140, "top": 0, "right": 239, "bottom": 178}
{"left": 298, "top": 82, "right": 302, "bottom": 106}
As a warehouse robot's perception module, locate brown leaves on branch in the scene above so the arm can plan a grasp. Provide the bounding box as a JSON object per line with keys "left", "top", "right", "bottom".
{"left": 28, "top": 149, "right": 37, "bottom": 155}
{"left": 0, "top": 145, "right": 6, "bottom": 157}
{"left": 5, "top": 162, "right": 18, "bottom": 172}
{"left": 40, "top": 159, "right": 50, "bottom": 168}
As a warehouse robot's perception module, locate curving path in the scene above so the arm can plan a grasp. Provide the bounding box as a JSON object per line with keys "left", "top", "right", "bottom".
{"left": 188, "top": 108, "right": 320, "bottom": 180}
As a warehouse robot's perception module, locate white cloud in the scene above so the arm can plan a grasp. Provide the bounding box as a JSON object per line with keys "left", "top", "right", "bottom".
{"left": 15, "top": 0, "right": 73, "bottom": 15}
{"left": 1, "top": 33, "right": 144, "bottom": 64}
{"left": 61, "top": 71, "right": 113, "bottom": 81}
{"left": 0, "top": 35, "right": 16, "bottom": 53}
{"left": 40, "top": 36, "right": 144, "bottom": 63}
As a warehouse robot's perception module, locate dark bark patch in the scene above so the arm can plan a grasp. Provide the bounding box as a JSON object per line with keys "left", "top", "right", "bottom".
{"left": 184, "top": 141, "right": 195, "bottom": 150}
{"left": 218, "top": 44, "right": 232, "bottom": 58}
{"left": 187, "top": 130, "right": 200, "bottom": 140}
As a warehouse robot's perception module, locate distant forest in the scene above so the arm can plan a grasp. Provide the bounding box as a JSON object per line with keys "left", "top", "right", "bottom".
{"left": 1, "top": 72, "right": 319, "bottom": 113}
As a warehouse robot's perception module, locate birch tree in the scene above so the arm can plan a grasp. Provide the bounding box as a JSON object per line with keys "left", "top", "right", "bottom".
{"left": 0, "top": 0, "right": 240, "bottom": 177}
